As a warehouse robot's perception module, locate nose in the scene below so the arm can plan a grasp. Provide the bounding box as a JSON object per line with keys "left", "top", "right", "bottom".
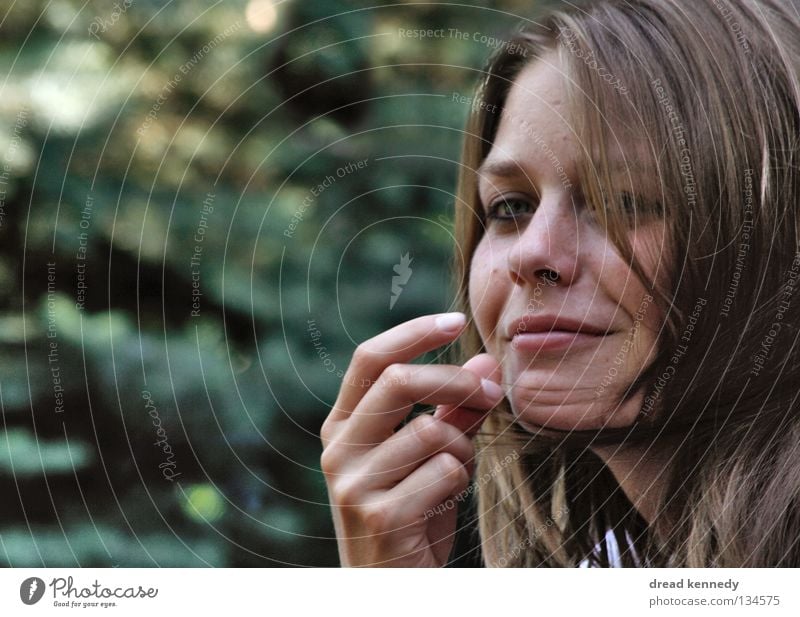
{"left": 505, "top": 191, "right": 580, "bottom": 287}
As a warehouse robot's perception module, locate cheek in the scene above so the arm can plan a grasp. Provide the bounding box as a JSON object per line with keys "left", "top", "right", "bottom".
{"left": 594, "top": 228, "right": 659, "bottom": 315}
{"left": 629, "top": 221, "right": 668, "bottom": 283}
{"left": 468, "top": 239, "right": 507, "bottom": 347}
{"left": 598, "top": 232, "right": 663, "bottom": 366}
{"left": 627, "top": 223, "right": 668, "bottom": 330}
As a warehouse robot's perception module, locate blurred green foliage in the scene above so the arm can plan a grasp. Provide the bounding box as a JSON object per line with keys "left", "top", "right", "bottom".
{"left": 0, "top": 0, "right": 542, "bottom": 566}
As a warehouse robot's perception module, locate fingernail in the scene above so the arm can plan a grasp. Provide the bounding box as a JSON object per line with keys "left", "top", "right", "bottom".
{"left": 481, "top": 378, "right": 504, "bottom": 401}
{"left": 435, "top": 312, "right": 466, "bottom": 333}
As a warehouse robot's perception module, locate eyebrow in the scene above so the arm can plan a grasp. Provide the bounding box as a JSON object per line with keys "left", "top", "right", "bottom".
{"left": 476, "top": 159, "right": 530, "bottom": 181}
{"left": 476, "top": 156, "right": 644, "bottom": 187}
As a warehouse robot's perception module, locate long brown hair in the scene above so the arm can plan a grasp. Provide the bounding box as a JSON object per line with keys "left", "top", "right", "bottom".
{"left": 452, "top": 0, "right": 800, "bottom": 566}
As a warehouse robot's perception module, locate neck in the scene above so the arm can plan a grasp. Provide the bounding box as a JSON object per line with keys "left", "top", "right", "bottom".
{"left": 590, "top": 442, "right": 675, "bottom": 526}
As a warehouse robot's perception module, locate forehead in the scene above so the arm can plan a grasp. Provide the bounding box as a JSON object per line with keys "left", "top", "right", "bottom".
{"left": 480, "top": 54, "right": 577, "bottom": 184}
{"left": 501, "top": 53, "right": 569, "bottom": 129}
{"left": 480, "top": 54, "right": 655, "bottom": 191}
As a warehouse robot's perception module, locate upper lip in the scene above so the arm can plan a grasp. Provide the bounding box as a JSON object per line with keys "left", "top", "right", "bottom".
{"left": 505, "top": 314, "right": 613, "bottom": 340}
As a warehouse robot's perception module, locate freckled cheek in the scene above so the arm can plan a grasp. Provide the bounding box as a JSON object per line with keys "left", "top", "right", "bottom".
{"left": 468, "top": 241, "right": 506, "bottom": 349}
{"left": 598, "top": 243, "right": 662, "bottom": 358}
{"left": 625, "top": 230, "right": 668, "bottom": 335}
{"left": 630, "top": 223, "right": 670, "bottom": 293}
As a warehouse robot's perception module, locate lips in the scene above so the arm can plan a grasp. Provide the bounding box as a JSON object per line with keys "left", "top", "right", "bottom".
{"left": 505, "top": 315, "right": 613, "bottom": 354}
{"left": 505, "top": 314, "right": 612, "bottom": 340}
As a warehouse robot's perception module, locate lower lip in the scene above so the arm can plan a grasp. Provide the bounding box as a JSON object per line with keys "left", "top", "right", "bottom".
{"left": 510, "top": 331, "right": 607, "bottom": 353}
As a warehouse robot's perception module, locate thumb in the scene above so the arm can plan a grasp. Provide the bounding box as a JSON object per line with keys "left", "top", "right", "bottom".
{"left": 433, "top": 353, "right": 503, "bottom": 438}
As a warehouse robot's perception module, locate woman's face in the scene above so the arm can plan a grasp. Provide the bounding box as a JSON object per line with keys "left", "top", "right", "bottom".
{"left": 469, "top": 53, "right": 664, "bottom": 431}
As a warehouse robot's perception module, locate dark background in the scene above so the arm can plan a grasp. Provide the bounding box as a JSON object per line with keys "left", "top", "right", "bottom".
{"left": 0, "top": 0, "right": 548, "bottom": 566}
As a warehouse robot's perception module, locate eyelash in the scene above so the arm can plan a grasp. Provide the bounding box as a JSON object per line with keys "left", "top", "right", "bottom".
{"left": 482, "top": 192, "right": 663, "bottom": 224}
{"left": 484, "top": 195, "right": 535, "bottom": 222}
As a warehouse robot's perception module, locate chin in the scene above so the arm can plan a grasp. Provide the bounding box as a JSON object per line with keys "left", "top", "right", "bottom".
{"left": 506, "top": 383, "right": 644, "bottom": 432}
{"left": 494, "top": 332, "right": 650, "bottom": 432}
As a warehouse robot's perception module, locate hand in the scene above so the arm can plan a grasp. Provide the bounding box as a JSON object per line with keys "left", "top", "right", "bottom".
{"left": 319, "top": 312, "right": 503, "bottom": 567}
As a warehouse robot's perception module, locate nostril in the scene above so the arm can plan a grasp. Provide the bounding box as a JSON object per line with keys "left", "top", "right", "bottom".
{"left": 536, "top": 268, "right": 560, "bottom": 283}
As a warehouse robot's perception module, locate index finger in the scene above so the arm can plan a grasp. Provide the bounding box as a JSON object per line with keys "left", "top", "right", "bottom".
{"left": 329, "top": 312, "right": 467, "bottom": 421}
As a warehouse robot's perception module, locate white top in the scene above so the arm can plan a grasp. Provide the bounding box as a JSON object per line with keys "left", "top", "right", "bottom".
{"left": 578, "top": 528, "right": 643, "bottom": 567}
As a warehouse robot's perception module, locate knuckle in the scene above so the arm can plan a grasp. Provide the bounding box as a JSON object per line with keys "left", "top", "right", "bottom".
{"left": 361, "top": 501, "right": 393, "bottom": 532}
{"left": 435, "top": 452, "right": 468, "bottom": 485}
{"left": 319, "top": 446, "right": 341, "bottom": 475}
{"left": 379, "top": 363, "right": 408, "bottom": 389}
{"left": 319, "top": 419, "right": 335, "bottom": 445}
{"left": 351, "top": 342, "right": 375, "bottom": 370}
{"left": 410, "top": 414, "right": 445, "bottom": 449}
{"left": 330, "top": 476, "right": 363, "bottom": 505}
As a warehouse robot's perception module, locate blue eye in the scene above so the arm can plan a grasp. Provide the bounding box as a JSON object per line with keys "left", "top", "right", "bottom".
{"left": 486, "top": 195, "right": 534, "bottom": 221}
